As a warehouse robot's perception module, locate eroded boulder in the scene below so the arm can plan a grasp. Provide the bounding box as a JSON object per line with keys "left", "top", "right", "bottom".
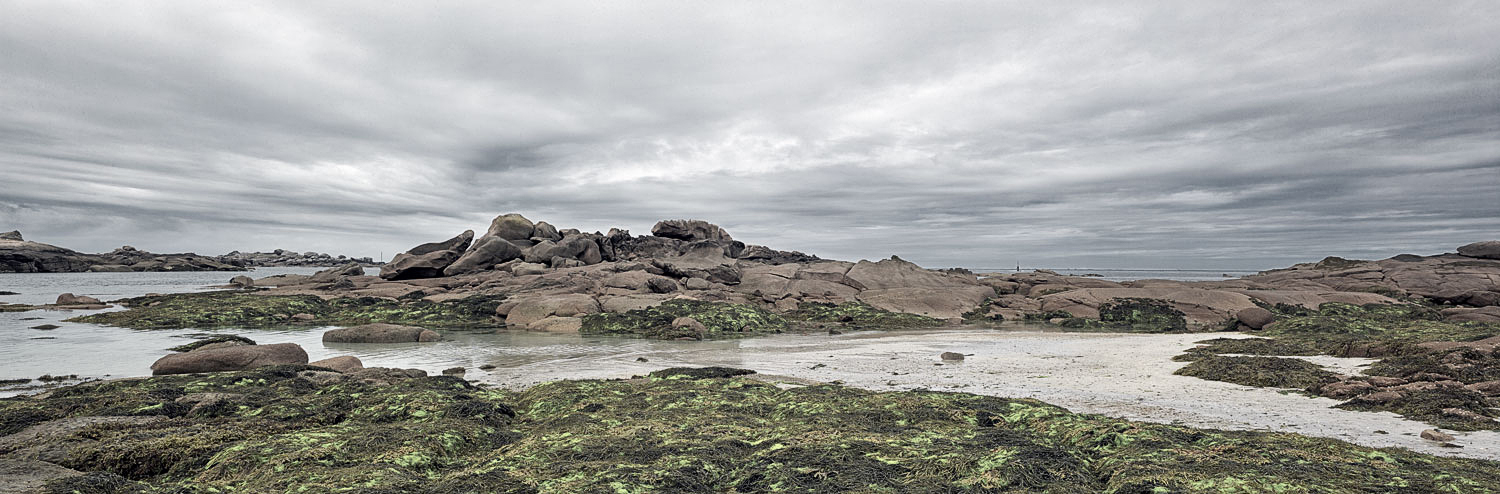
{"left": 651, "top": 219, "right": 733, "bottom": 242}
{"left": 150, "top": 343, "right": 308, "bottom": 375}
{"left": 380, "top": 230, "right": 473, "bottom": 280}
{"left": 444, "top": 236, "right": 525, "bottom": 276}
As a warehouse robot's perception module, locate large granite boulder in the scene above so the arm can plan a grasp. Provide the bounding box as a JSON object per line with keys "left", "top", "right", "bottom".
{"left": 844, "top": 256, "right": 994, "bottom": 319}
{"left": 1458, "top": 241, "right": 1500, "bottom": 260}
{"left": 486, "top": 213, "right": 536, "bottom": 241}
{"left": 532, "top": 221, "right": 562, "bottom": 241}
{"left": 380, "top": 230, "right": 473, "bottom": 280}
{"left": 149, "top": 343, "right": 308, "bottom": 375}
{"left": 651, "top": 219, "right": 733, "bottom": 242}
{"left": 309, "top": 262, "right": 365, "bottom": 283}
{"left": 323, "top": 323, "right": 441, "bottom": 343}
{"left": 444, "top": 236, "right": 525, "bottom": 276}
{"left": 523, "top": 236, "right": 602, "bottom": 266}
{"left": 652, "top": 241, "right": 741, "bottom": 284}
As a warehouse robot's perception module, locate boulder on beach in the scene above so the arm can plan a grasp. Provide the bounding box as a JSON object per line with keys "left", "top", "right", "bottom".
{"left": 1236, "top": 307, "right": 1276, "bottom": 330}
{"left": 309, "top": 355, "right": 365, "bottom": 373}
{"left": 444, "top": 235, "right": 525, "bottom": 276}
{"left": 55, "top": 293, "right": 102, "bottom": 305}
{"left": 309, "top": 263, "right": 364, "bottom": 282}
{"left": 380, "top": 230, "right": 473, "bottom": 280}
{"left": 229, "top": 275, "right": 255, "bottom": 288}
{"left": 150, "top": 342, "right": 309, "bottom": 375}
{"left": 322, "top": 323, "right": 442, "bottom": 343}
{"left": 505, "top": 294, "right": 602, "bottom": 327}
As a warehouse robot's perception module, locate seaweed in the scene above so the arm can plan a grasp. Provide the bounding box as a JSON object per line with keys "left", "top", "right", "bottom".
{"left": 1172, "top": 337, "right": 1323, "bottom": 361}
{"left": 66, "top": 291, "right": 506, "bottom": 330}
{"left": 580, "top": 299, "right": 789, "bottom": 339}
{"left": 788, "top": 301, "right": 944, "bottom": 330}
{"left": 167, "top": 335, "right": 256, "bottom": 353}
{"left": 3, "top": 368, "right": 1500, "bottom": 492}
{"left": 1098, "top": 298, "right": 1188, "bottom": 333}
{"left": 1174, "top": 355, "right": 1340, "bottom": 389}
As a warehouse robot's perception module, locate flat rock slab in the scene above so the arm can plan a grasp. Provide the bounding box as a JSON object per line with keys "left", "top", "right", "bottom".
{"left": 323, "top": 323, "right": 441, "bottom": 343}
{"left": 0, "top": 458, "right": 85, "bottom": 494}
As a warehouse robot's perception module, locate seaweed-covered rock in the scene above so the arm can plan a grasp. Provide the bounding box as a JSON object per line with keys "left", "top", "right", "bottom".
{"left": 322, "top": 323, "right": 441, "bottom": 343}
{"left": 68, "top": 291, "right": 504, "bottom": 330}
{"left": 1174, "top": 355, "right": 1339, "bottom": 389}
{"left": 149, "top": 343, "right": 308, "bottom": 375}
{"left": 168, "top": 335, "right": 256, "bottom": 353}
{"left": 1098, "top": 297, "right": 1189, "bottom": 332}
{"left": 787, "top": 301, "right": 942, "bottom": 330}
{"left": 581, "top": 299, "right": 788, "bottom": 338}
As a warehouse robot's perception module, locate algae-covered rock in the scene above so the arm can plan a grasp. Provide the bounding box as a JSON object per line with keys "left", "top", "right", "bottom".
{"left": 3, "top": 368, "right": 1500, "bottom": 492}
{"left": 787, "top": 301, "right": 943, "bottom": 330}
{"left": 1098, "top": 297, "right": 1189, "bottom": 332}
{"left": 1174, "top": 355, "right": 1340, "bottom": 389}
{"left": 67, "top": 291, "right": 504, "bottom": 330}
{"left": 322, "top": 323, "right": 441, "bottom": 343}
{"left": 580, "top": 299, "right": 788, "bottom": 338}
{"left": 167, "top": 335, "right": 256, "bottom": 353}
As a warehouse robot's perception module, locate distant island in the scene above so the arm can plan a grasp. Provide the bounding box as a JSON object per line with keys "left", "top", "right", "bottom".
{"left": 0, "top": 230, "right": 379, "bottom": 273}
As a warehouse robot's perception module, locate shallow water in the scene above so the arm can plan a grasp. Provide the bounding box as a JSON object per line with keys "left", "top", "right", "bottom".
{"left": 1, "top": 270, "right": 1496, "bottom": 462}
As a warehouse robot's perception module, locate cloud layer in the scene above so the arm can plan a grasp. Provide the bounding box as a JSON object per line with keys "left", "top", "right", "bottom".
{"left": 2, "top": 1, "right": 1496, "bottom": 269}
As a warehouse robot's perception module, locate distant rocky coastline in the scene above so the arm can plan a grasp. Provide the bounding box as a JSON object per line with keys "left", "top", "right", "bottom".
{"left": 0, "top": 230, "right": 378, "bottom": 273}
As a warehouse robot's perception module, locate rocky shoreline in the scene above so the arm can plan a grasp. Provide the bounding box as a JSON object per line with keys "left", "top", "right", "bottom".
{"left": 0, "top": 230, "right": 378, "bottom": 273}
{"left": 3, "top": 217, "right": 1499, "bottom": 491}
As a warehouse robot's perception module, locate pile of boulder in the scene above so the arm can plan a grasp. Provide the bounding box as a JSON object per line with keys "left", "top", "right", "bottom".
{"left": 215, "top": 249, "right": 379, "bottom": 267}
{"left": 239, "top": 214, "right": 1500, "bottom": 334}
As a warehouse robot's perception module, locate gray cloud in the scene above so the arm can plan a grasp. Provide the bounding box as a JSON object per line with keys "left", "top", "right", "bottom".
{"left": 1, "top": 1, "right": 1497, "bottom": 269}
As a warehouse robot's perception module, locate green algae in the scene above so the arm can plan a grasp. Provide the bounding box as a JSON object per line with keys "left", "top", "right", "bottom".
{"left": 66, "top": 291, "right": 506, "bottom": 330}
{"left": 788, "top": 301, "right": 944, "bottom": 330}
{"left": 1174, "top": 355, "right": 1340, "bottom": 389}
{"left": 5, "top": 368, "right": 1500, "bottom": 493}
{"left": 1051, "top": 298, "right": 1190, "bottom": 333}
{"left": 580, "top": 299, "right": 789, "bottom": 339}
{"left": 1167, "top": 302, "right": 1500, "bottom": 431}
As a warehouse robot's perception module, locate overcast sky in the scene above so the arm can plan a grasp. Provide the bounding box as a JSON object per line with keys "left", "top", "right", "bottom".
{"left": 1, "top": 1, "right": 1496, "bottom": 269}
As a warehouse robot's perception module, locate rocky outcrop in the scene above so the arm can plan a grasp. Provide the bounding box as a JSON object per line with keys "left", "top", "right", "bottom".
{"left": 0, "top": 236, "right": 103, "bottom": 273}
{"left": 149, "top": 343, "right": 308, "bottom": 375}
{"left": 379, "top": 230, "right": 473, "bottom": 280}
{"left": 215, "top": 249, "right": 378, "bottom": 267}
{"left": 1458, "top": 241, "right": 1500, "bottom": 260}
{"left": 0, "top": 230, "right": 21, "bottom": 241}
{"left": 322, "top": 323, "right": 441, "bottom": 343}
{"left": 653, "top": 242, "right": 742, "bottom": 285}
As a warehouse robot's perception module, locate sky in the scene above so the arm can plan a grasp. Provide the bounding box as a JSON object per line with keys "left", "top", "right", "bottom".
{"left": 1, "top": 1, "right": 1496, "bottom": 270}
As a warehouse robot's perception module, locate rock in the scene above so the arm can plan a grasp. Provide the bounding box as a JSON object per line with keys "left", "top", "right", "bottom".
{"left": 54, "top": 293, "right": 102, "bottom": 305}
{"left": 1442, "top": 408, "right": 1492, "bottom": 422}
{"left": 0, "top": 458, "right": 86, "bottom": 491}
{"left": 30, "top": 324, "right": 59, "bottom": 330}
{"left": 671, "top": 316, "right": 706, "bottom": 336}
{"left": 1457, "top": 241, "right": 1500, "bottom": 260}
{"left": 1356, "top": 391, "right": 1404, "bottom": 403}
{"left": 512, "top": 262, "right": 547, "bottom": 276}
{"left": 1236, "top": 307, "right": 1275, "bottom": 330}
{"left": 86, "top": 264, "right": 132, "bottom": 272}
{"left": 940, "top": 352, "right": 965, "bottom": 361}
{"left": 309, "top": 263, "right": 364, "bottom": 282}
{"left": 505, "top": 295, "right": 601, "bottom": 327}
{"left": 533, "top": 221, "right": 562, "bottom": 241}
{"left": 486, "top": 213, "right": 536, "bottom": 241}
{"left": 291, "top": 313, "right": 316, "bottom": 322}
{"left": 1465, "top": 380, "right": 1500, "bottom": 396}
{"left": 309, "top": 355, "right": 364, "bottom": 373}
{"left": 380, "top": 230, "right": 474, "bottom": 280}
{"left": 322, "top": 323, "right": 442, "bottom": 343}
{"left": 646, "top": 277, "right": 679, "bottom": 293}
{"left": 528, "top": 316, "right": 583, "bottom": 333}
{"left": 229, "top": 275, "right": 255, "bottom": 288}
{"left": 442, "top": 367, "right": 466, "bottom": 376}
{"left": 603, "top": 270, "right": 677, "bottom": 291}
{"left": 0, "top": 230, "right": 21, "bottom": 241}
{"left": 149, "top": 342, "right": 308, "bottom": 375}
{"left": 444, "top": 235, "right": 525, "bottom": 276}
{"left": 525, "top": 236, "right": 602, "bottom": 266}
{"left": 684, "top": 277, "right": 712, "bottom": 290}
{"left": 1421, "top": 429, "right": 1455, "bottom": 442}
{"left": 651, "top": 219, "right": 733, "bottom": 242}
{"left": 652, "top": 241, "right": 741, "bottom": 284}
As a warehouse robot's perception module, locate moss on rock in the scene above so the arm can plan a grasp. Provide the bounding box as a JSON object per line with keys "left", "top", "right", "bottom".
{"left": 788, "top": 301, "right": 943, "bottom": 330}
{"left": 7, "top": 368, "right": 1500, "bottom": 493}
{"left": 580, "top": 299, "right": 789, "bottom": 339}
{"left": 66, "top": 291, "right": 505, "bottom": 330}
